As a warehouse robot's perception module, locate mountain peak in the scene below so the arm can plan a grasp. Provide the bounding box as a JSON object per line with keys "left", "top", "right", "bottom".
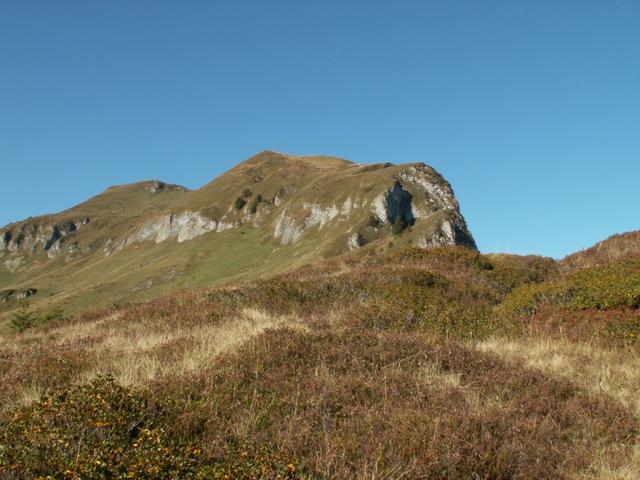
{"left": 1, "top": 152, "right": 475, "bottom": 314}
{"left": 238, "top": 150, "right": 354, "bottom": 171}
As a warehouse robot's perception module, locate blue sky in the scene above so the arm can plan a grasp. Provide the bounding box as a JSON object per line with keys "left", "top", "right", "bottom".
{"left": 1, "top": 1, "right": 638, "bottom": 258}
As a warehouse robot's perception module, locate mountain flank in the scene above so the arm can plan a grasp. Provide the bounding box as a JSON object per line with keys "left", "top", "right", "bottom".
{"left": 0, "top": 151, "right": 475, "bottom": 315}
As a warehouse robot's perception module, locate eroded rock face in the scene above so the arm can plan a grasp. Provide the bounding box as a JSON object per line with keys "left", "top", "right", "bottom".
{"left": 348, "top": 232, "right": 365, "bottom": 250}
{"left": 303, "top": 203, "right": 339, "bottom": 229}
{"left": 125, "top": 211, "right": 218, "bottom": 246}
{"left": 145, "top": 181, "right": 187, "bottom": 194}
{"left": 0, "top": 289, "right": 16, "bottom": 303}
{"left": 416, "top": 213, "right": 476, "bottom": 250}
{"left": 394, "top": 164, "right": 476, "bottom": 250}
{"left": 0, "top": 219, "right": 89, "bottom": 257}
{"left": 273, "top": 198, "right": 363, "bottom": 246}
{"left": 371, "top": 182, "right": 415, "bottom": 225}
{"left": 396, "top": 166, "right": 459, "bottom": 212}
{"left": 268, "top": 163, "right": 475, "bottom": 250}
{"left": 0, "top": 288, "right": 37, "bottom": 303}
{"left": 17, "top": 288, "right": 37, "bottom": 300}
{"left": 274, "top": 210, "right": 303, "bottom": 245}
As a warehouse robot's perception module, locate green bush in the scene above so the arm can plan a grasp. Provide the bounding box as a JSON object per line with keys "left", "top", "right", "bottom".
{"left": 249, "top": 194, "right": 263, "bottom": 214}
{"left": 9, "top": 305, "right": 35, "bottom": 333}
{"left": 498, "top": 258, "right": 640, "bottom": 316}
{"left": 0, "top": 375, "right": 198, "bottom": 478}
{"left": 8, "top": 305, "right": 66, "bottom": 333}
{"left": 234, "top": 197, "right": 247, "bottom": 210}
{"left": 497, "top": 282, "right": 570, "bottom": 317}
{"left": 569, "top": 260, "right": 640, "bottom": 309}
{"left": 41, "top": 306, "right": 65, "bottom": 323}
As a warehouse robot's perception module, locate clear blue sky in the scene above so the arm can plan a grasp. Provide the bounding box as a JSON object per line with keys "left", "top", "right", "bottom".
{"left": 1, "top": 1, "right": 638, "bottom": 258}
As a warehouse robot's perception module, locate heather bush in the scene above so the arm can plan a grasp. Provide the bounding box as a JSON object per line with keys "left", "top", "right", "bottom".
{"left": 569, "top": 258, "right": 640, "bottom": 309}
{"left": 155, "top": 328, "right": 636, "bottom": 479}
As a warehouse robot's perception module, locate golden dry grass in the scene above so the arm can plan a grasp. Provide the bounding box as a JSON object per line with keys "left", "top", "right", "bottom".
{"left": 2, "top": 308, "right": 306, "bottom": 399}
{"left": 87, "top": 308, "right": 305, "bottom": 386}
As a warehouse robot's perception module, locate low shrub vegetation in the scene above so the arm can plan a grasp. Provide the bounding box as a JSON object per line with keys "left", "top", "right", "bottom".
{"left": 0, "top": 375, "right": 303, "bottom": 479}
{"left": 1, "top": 245, "right": 640, "bottom": 478}
{"left": 8, "top": 304, "right": 65, "bottom": 333}
{"left": 499, "top": 257, "right": 640, "bottom": 318}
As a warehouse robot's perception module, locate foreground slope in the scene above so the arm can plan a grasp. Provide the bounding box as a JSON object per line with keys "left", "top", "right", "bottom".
{"left": 0, "top": 151, "right": 474, "bottom": 316}
{"left": 1, "top": 234, "right": 639, "bottom": 478}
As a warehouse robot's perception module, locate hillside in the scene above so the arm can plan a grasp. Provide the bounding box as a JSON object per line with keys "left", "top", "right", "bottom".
{"left": 1, "top": 234, "right": 639, "bottom": 478}
{"left": 0, "top": 151, "right": 475, "bottom": 317}
{"left": 562, "top": 231, "right": 640, "bottom": 272}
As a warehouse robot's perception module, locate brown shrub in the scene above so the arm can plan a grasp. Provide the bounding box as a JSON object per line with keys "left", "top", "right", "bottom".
{"left": 154, "top": 327, "right": 636, "bottom": 479}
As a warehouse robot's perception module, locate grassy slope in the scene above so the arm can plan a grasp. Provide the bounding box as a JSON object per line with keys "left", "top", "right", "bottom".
{"left": 1, "top": 239, "right": 639, "bottom": 478}
{"left": 0, "top": 227, "right": 325, "bottom": 322}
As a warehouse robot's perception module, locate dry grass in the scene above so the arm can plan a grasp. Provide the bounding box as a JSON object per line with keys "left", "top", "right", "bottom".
{"left": 0, "top": 307, "right": 304, "bottom": 407}
{"left": 95, "top": 308, "right": 305, "bottom": 385}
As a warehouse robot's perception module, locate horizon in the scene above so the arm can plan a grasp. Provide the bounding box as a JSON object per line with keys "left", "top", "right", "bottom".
{"left": 2, "top": 1, "right": 639, "bottom": 258}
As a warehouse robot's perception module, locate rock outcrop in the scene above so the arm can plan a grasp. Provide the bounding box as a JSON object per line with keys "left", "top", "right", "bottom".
{"left": 145, "top": 181, "right": 187, "bottom": 194}
{"left": 0, "top": 218, "right": 90, "bottom": 258}
{"left": 125, "top": 211, "right": 218, "bottom": 246}
{"left": 371, "top": 182, "right": 415, "bottom": 226}
{"left": 269, "top": 162, "right": 476, "bottom": 250}
{"left": 0, "top": 288, "right": 37, "bottom": 303}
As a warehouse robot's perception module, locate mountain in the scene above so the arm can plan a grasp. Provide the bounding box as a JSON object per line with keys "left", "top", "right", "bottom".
{"left": 0, "top": 150, "right": 475, "bottom": 315}
{"left": 1, "top": 154, "right": 640, "bottom": 478}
